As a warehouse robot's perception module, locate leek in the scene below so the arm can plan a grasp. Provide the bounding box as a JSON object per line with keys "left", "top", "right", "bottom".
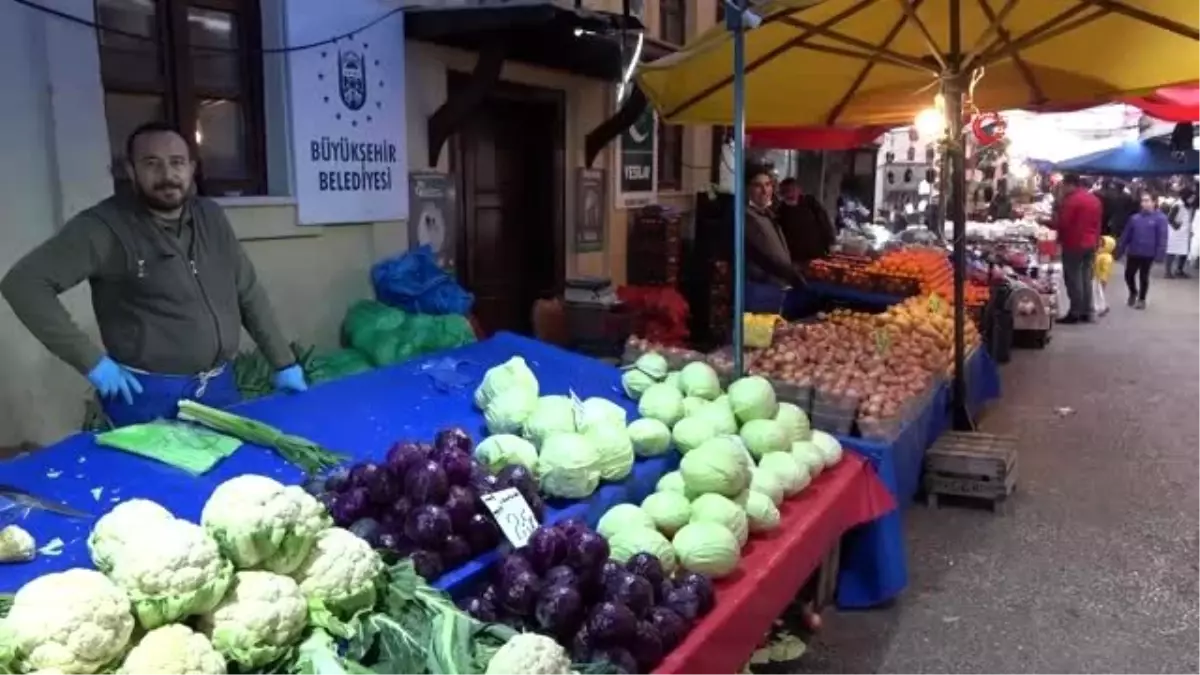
{"left": 176, "top": 400, "right": 345, "bottom": 474}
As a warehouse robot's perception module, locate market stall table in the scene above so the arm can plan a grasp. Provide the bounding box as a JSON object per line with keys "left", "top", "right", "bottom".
{"left": 655, "top": 453, "right": 895, "bottom": 674}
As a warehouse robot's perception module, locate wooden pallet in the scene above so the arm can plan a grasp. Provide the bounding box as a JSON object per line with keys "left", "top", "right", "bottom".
{"left": 924, "top": 432, "right": 1018, "bottom": 513}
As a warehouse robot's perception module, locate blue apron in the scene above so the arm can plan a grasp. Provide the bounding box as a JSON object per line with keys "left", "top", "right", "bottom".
{"left": 101, "top": 364, "right": 240, "bottom": 428}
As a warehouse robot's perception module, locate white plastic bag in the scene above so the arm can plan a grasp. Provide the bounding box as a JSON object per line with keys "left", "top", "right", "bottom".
{"left": 1093, "top": 279, "right": 1108, "bottom": 315}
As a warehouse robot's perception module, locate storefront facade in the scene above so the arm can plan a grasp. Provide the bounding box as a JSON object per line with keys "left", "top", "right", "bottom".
{"left": 0, "top": 0, "right": 717, "bottom": 445}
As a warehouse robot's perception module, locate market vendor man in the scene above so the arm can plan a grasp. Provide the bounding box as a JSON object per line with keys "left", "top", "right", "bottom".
{"left": 776, "top": 177, "right": 835, "bottom": 263}
{"left": 744, "top": 168, "right": 805, "bottom": 311}
{"left": 0, "top": 122, "right": 306, "bottom": 427}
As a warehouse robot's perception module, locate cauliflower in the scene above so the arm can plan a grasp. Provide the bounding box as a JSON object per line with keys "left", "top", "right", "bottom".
{"left": 118, "top": 624, "right": 226, "bottom": 674}
{"left": 0, "top": 524, "right": 36, "bottom": 562}
{"left": 291, "top": 527, "right": 383, "bottom": 629}
{"left": 0, "top": 569, "right": 134, "bottom": 673}
{"left": 485, "top": 633, "right": 572, "bottom": 675}
{"left": 106, "top": 519, "right": 234, "bottom": 629}
{"left": 88, "top": 499, "right": 175, "bottom": 572}
{"left": 198, "top": 570, "right": 308, "bottom": 670}
{"left": 201, "top": 475, "right": 331, "bottom": 573}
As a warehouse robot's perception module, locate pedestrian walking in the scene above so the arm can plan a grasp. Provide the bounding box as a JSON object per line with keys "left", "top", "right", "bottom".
{"left": 1093, "top": 235, "right": 1115, "bottom": 317}
{"left": 1116, "top": 192, "right": 1169, "bottom": 310}
{"left": 1165, "top": 190, "right": 1195, "bottom": 278}
{"left": 1053, "top": 174, "right": 1103, "bottom": 323}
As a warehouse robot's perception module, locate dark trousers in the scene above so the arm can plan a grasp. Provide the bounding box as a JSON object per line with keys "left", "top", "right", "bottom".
{"left": 1061, "top": 248, "right": 1095, "bottom": 318}
{"left": 1124, "top": 256, "right": 1154, "bottom": 301}
{"left": 1165, "top": 254, "right": 1189, "bottom": 275}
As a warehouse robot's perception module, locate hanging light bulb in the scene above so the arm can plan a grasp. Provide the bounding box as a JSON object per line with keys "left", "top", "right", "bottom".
{"left": 914, "top": 108, "right": 945, "bottom": 138}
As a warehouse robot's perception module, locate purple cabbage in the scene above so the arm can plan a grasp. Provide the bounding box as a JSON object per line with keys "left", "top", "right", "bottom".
{"left": 404, "top": 460, "right": 449, "bottom": 505}
{"left": 567, "top": 531, "right": 610, "bottom": 572}
{"left": 458, "top": 596, "right": 498, "bottom": 623}
{"left": 604, "top": 572, "right": 654, "bottom": 617}
{"left": 647, "top": 606, "right": 688, "bottom": 651}
{"left": 323, "top": 466, "right": 351, "bottom": 493}
{"left": 348, "top": 518, "right": 381, "bottom": 547}
{"left": 443, "top": 486, "right": 477, "bottom": 531}
{"left": 662, "top": 586, "right": 701, "bottom": 623}
{"left": 442, "top": 451, "right": 475, "bottom": 487}
{"left": 404, "top": 504, "right": 452, "bottom": 548}
{"left": 600, "top": 560, "right": 625, "bottom": 586}
{"left": 585, "top": 601, "right": 637, "bottom": 644}
{"left": 498, "top": 570, "right": 541, "bottom": 616}
{"left": 332, "top": 487, "right": 370, "bottom": 526}
{"left": 495, "top": 552, "right": 534, "bottom": 587}
{"left": 534, "top": 584, "right": 584, "bottom": 634}
{"left": 591, "top": 648, "right": 638, "bottom": 674}
{"left": 542, "top": 564, "right": 578, "bottom": 589}
{"left": 480, "top": 583, "right": 500, "bottom": 608}
{"left": 434, "top": 427, "right": 474, "bottom": 455}
{"left": 625, "top": 553, "right": 665, "bottom": 589}
{"left": 469, "top": 467, "right": 500, "bottom": 496}
{"left": 441, "top": 535, "right": 473, "bottom": 569}
{"left": 462, "top": 513, "right": 501, "bottom": 554}
{"left": 364, "top": 468, "right": 402, "bottom": 505}
{"left": 570, "top": 626, "right": 595, "bottom": 662}
{"left": 385, "top": 442, "right": 425, "bottom": 477}
{"left": 629, "top": 621, "right": 665, "bottom": 672}
{"left": 525, "top": 527, "right": 566, "bottom": 573}
{"left": 655, "top": 578, "right": 676, "bottom": 604}
{"left": 411, "top": 549, "right": 444, "bottom": 581}
{"left": 495, "top": 464, "right": 538, "bottom": 499}
{"left": 553, "top": 517, "right": 591, "bottom": 538}
{"left": 675, "top": 571, "right": 716, "bottom": 616}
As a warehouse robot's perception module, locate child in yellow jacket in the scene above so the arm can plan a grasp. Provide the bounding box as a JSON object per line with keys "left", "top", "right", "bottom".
{"left": 1094, "top": 235, "right": 1115, "bottom": 316}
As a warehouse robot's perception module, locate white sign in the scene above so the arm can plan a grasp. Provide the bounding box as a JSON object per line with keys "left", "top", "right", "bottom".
{"left": 285, "top": 1, "right": 408, "bottom": 225}
{"left": 479, "top": 488, "right": 539, "bottom": 549}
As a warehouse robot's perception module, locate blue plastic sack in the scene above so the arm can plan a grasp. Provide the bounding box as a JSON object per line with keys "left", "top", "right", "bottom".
{"left": 371, "top": 246, "right": 474, "bottom": 316}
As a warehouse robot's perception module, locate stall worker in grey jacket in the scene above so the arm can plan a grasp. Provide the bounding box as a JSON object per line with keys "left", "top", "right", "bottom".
{"left": 1, "top": 122, "right": 306, "bottom": 427}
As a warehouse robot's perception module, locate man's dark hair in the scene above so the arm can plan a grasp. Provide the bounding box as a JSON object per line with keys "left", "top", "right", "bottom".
{"left": 1061, "top": 173, "right": 1081, "bottom": 187}
{"left": 779, "top": 177, "right": 797, "bottom": 189}
{"left": 125, "top": 121, "right": 192, "bottom": 161}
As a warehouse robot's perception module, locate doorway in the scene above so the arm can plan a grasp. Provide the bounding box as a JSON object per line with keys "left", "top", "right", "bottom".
{"left": 452, "top": 78, "right": 565, "bottom": 336}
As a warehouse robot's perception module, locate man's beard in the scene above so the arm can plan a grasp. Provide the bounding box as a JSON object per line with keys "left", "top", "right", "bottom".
{"left": 136, "top": 181, "right": 188, "bottom": 211}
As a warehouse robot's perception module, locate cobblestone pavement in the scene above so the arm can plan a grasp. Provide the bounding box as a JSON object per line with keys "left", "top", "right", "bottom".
{"left": 798, "top": 273, "right": 1199, "bottom": 673}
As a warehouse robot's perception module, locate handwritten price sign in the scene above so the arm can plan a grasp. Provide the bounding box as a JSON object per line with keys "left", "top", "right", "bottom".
{"left": 479, "top": 488, "right": 539, "bottom": 548}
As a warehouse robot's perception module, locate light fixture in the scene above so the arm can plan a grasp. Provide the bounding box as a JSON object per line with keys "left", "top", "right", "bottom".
{"left": 194, "top": 128, "right": 203, "bottom": 145}
{"left": 914, "top": 108, "right": 944, "bottom": 138}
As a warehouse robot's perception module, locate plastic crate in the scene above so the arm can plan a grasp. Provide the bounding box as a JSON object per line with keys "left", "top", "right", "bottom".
{"left": 564, "top": 302, "right": 633, "bottom": 359}
{"left": 811, "top": 389, "right": 859, "bottom": 435}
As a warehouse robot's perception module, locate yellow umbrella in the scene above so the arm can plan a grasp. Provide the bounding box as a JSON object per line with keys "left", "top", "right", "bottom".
{"left": 638, "top": 0, "right": 1200, "bottom": 126}
{"left": 637, "top": 0, "right": 1198, "bottom": 429}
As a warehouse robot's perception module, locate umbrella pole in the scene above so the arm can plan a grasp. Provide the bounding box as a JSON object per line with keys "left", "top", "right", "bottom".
{"left": 730, "top": 1, "right": 747, "bottom": 377}
{"left": 943, "top": 75, "right": 975, "bottom": 432}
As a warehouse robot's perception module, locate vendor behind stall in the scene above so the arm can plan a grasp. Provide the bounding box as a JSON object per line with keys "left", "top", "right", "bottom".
{"left": 776, "top": 178, "right": 836, "bottom": 263}
{"left": 0, "top": 122, "right": 306, "bottom": 428}
{"left": 745, "top": 170, "right": 805, "bottom": 307}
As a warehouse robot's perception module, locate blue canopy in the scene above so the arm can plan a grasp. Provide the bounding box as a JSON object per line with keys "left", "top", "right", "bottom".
{"left": 1054, "top": 141, "right": 1199, "bottom": 177}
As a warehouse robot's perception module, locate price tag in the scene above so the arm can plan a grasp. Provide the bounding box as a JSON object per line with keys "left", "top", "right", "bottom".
{"left": 568, "top": 388, "right": 586, "bottom": 431}
{"left": 479, "top": 488, "right": 539, "bottom": 548}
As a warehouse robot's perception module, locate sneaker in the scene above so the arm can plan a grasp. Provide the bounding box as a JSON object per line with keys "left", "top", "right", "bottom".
{"left": 1127, "top": 295, "right": 1137, "bottom": 307}
{"left": 1135, "top": 299, "right": 1147, "bottom": 310}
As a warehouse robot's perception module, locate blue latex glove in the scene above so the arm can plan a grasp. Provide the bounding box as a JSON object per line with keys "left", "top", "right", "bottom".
{"left": 273, "top": 364, "right": 308, "bottom": 393}
{"left": 87, "top": 357, "right": 143, "bottom": 404}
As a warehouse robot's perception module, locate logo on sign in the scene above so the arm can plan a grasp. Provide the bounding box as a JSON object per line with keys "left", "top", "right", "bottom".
{"left": 338, "top": 49, "right": 367, "bottom": 111}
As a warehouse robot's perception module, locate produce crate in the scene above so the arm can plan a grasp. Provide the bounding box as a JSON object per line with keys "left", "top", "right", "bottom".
{"left": 770, "top": 378, "right": 813, "bottom": 414}
{"left": 923, "top": 431, "right": 1018, "bottom": 514}
{"left": 627, "top": 206, "right": 683, "bottom": 286}
{"left": 563, "top": 301, "right": 633, "bottom": 359}
{"left": 620, "top": 337, "right": 704, "bottom": 369}
{"left": 810, "top": 389, "right": 859, "bottom": 435}
{"left": 856, "top": 413, "right": 904, "bottom": 442}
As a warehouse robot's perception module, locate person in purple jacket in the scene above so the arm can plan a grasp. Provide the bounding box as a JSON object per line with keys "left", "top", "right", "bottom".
{"left": 1115, "top": 192, "right": 1169, "bottom": 309}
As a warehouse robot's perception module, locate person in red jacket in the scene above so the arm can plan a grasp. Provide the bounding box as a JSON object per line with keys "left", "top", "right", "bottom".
{"left": 1053, "top": 174, "right": 1103, "bottom": 323}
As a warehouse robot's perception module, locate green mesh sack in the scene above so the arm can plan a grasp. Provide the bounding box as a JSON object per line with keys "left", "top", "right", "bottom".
{"left": 308, "top": 349, "right": 374, "bottom": 383}
{"left": 341, "top": 300, "right": 476, "bottom": 367}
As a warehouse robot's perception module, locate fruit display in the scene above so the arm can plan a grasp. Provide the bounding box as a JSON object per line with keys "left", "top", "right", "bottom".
{"left": 311, "top": 427, "right": 529, "bottom": 581}
{"left": 456, "top": 519, "right": 711, "bottom": 673}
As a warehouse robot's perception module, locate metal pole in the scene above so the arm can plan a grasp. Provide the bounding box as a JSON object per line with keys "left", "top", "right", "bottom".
{"left": 817, "top": 150, "right": 827, "bottom": 206}
{"left": 943, "top": 74, "right": 975, "bottom": 431}
{"left": 729, "top": 2, "right": 747, "bottom": 377}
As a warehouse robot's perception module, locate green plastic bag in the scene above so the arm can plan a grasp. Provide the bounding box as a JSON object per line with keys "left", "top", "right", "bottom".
{"left": 95, "top": 421, "right": 242, "bottom": 475}
{"left": 342, "top": 300, "right": 475, "bottom": 367}
{"left": 309, "top": 349, "right": 374, "bottom": 383}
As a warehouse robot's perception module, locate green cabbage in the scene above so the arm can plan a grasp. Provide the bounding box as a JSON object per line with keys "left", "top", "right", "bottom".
{"left": 774, "top": 401, "right": 812, "bottom": 444}
{"left": 628, "top": 418, "right": 672, "bottom": 457}
{"left": 680, "top": 437, "right": 751, "bottom": 497}
{"left": 743, "top": 491, "right": 781, "bottom": 533}
{"left": 523, "top": 396, "right": 577, "bottom": 447}
{"left": 672, "top": 522, "right": 740, "bottom": 578}
{"left": 678, "top": 362, "right": 722, "bottom": 400}
{"left": 810, "top": 430, "right": 844, "bottom": 467}
{"left": 791, "top": 440, "right": 825, "bottom": 477}
{"left": 597, "top": 504, "right": 655, "bottom": 539}
{"left": 689, "top": 493, "right": 748, "bottom": 547}
{"left": 474, "top": 434, "right": 539, "bottom": 473}
{"left": 474, "top": 357, "right": 538, "bottom": 410}
{"left": 640, "top": 492, "right": 692, "bottom": 537}
{"left": 738, "top": 419, "right": 790, "bottom": 459}
{"left": 578, "top": 397, "right": 628, "bottom": 434}
{"left": 537, "top": 433, "right": 600, "bottom": 498}
{"left": 587, "top": 426, "right": 635, "bottom": 482}
{"left": 671, "top": 416, "right": 716, "bottom": 454}
{"left": 656, "top": 471, "right": 687, "bottom": 494}
{"left": 638, "top": 383, "right": 685, "bottom": 427}
{"left": 727, "top": 375, "right": 778, "bottom": 423}
{"left": 633, "top": 352, "right": 670, "bottom": 380}
{"left": 749, "top": 468, "right": 785, "bottom": 506}
{"left": 664, "top": 371, "right": 682, "bottom": 391}
{"left": 621, "top": 369, "right": 659, "bottom": 400}
{"left": 608, "top": 527, "right": 677, "bottom": 574}
{"left": 483, "top": 389, "right": 537, "bottom": 435}
{"left": 760, "top": 451, "right": 808, "bottom": 497}
{"left": 696, "top": 400, "right": 739, "bottom": 436}
{"left": 681, "top": 396, "right": 708, "bottom": 417}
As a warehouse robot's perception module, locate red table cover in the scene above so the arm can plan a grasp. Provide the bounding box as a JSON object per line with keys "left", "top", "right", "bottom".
{"left": 655, "top": 453, "right": 896, "bottom": 674}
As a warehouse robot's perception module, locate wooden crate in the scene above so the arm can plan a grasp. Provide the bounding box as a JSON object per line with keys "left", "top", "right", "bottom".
{"left": 924, "top": 432, "right": 1018, "bottom": 513}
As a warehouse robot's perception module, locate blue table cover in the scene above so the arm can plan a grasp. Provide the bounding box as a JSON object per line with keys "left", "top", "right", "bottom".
{"left": 0, "top": 333, "right": 677, "bottom": 594}
{"left": 832, "top": 348, "right": 1001, "bottom": 608}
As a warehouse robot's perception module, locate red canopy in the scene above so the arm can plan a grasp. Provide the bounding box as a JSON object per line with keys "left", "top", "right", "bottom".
{"left": 1125, "top": 85, "right": 1199, "bottom": 122}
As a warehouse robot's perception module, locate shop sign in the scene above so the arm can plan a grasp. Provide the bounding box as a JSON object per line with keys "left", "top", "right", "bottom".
{"left": 408, "top": 172, "right": 458, "bottom": 271}
{"left": 575, "top": 168, "right": 607, "bottom": 253}
{"left": 286, "top": 0, "right": 408, "bottom": 225}
{"left": 617, "top": 108, "right": 657, "bottom": 208}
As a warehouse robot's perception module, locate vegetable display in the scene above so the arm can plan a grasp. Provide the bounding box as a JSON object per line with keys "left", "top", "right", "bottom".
{"left": 312, "top": 427, "right": 535, "bottom": 581}
{"left": 457, "top": 520, "right": 713, "bottom": 673}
